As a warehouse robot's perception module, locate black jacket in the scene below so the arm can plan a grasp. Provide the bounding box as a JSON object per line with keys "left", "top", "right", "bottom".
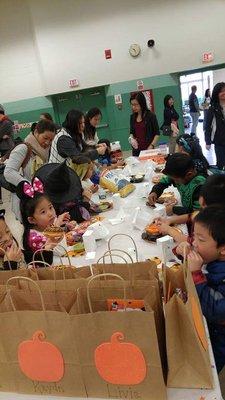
{"left": 161, "top": 106, "right": 179, "bottom": 129}
{"left": 130, "top": 110, "right": 159, "bottom": 144}
{"left": 205, "top": 106, "right": 225, "bottom": 146}
{"left": 57, "top": 135, "right": 98, "bottom": 163}
{"left": 0, "top": 117, "right": 14, "bottom": 152}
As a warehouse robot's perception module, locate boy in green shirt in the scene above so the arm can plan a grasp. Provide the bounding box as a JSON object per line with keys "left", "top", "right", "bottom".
{"left": 148, "top": 153, "right": 206, "bottom": 215}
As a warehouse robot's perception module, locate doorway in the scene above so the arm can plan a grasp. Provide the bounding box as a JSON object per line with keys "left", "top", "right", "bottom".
{"left": 52, "top": 85, "right": 111, "bottom": 140}
{"left": 179, "top": 69, "right": 216, "bottom": 164}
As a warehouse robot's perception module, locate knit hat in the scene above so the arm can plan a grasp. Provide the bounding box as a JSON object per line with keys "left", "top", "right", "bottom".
{"left": 0, "top": 105, "right": 5, "bottom": 114}
{"left": 34, "top": 161, "right": 83, "bottom": 204}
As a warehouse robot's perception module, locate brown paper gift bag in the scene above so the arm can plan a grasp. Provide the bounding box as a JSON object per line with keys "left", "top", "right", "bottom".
{"left": 93, "top": 260, "right": 158, "bottom": 283}
{"left": 0, "top": 277, "right": 87, "bottom": 397}
{"left": 163, "top": 264, "right": 213, "bottom": 388}
{"left": 0, "top": 268, "right": 30, "bottom": 285}
{"left": 28, "top": 263, "right": 96, "bottom": 281}
{"left": 73, "top": 273, "right": 167, "bottom": 400}
{"left": 0, "top": 276, "right": 83, "bottom": 313}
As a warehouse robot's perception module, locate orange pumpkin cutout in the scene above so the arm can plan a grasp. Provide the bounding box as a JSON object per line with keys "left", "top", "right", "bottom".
{"left": 94, "top": 332, "right": 147, "bottom": 385}
{"left": 18, "top": 330, "right": 64, "bottom": 382}
{"left": 191, "top": 296, "right": 208, "bottom": 351}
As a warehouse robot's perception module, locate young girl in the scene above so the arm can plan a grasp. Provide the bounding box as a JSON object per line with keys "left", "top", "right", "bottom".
{"left": 18, "top": 178, "right": 71, "bottom": 263}
{"left": 97, "top": 139, "right": 125, "bottom": 169}
{"left": 176, "top": 134, "right": 209, "bottom": 176}
{"left": 0, "top": 209, "right": 23, "bottom": 270}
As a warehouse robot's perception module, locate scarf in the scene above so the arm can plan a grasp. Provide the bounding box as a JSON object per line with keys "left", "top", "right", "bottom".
{"left": 25, "top": 133, "right": 49, "bottom": 162}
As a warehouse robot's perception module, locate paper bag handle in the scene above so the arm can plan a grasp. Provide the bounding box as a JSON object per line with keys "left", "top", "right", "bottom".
{"left": 27, "top": 260, "right": 52, "bottom": 280}
{"left": 32, "top": 246, "right": 72, "bottom": 267}
{"left": 103, "top": 249, "right": 133, "bottom": 264}
{"left": 97, "top": 250, "right": 131, "bottom": 265}
{"left": 98, "top": 249, "right": 134, "bottom": 283}
{"left": 6, "top": 276, "right": 46, "bottom": 311}
{"left": 182, "top": 247, "right": 189, "bottom": 278}
{"left": 108, "top": 234, "right": 138, "bottom": 262}
{"left": 87, "top": 273, "right": 126, "bottom": 313}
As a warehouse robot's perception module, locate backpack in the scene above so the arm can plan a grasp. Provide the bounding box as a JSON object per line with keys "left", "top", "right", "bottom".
{"left": 0, "top": 143, "right": 33, "bottom": 193}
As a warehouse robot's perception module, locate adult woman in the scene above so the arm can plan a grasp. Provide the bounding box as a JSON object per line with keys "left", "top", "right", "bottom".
{"left": 205, "top": 82, "right": 225, "bottom": 169}
{"left": 4, "top": 119, "right": 56, "bottom": 219}
{"left": 84, "top": 107, "right": 102, "bottom": 146}
{"left": 129, "top": 92, "right": 160, "bottom": 156}
{"left": 49, "top": 109, "right": 106, "bottom": 167}
{"left": 161, "top": 95, "right": 179, "bottom": 154}
{"left": 202, "top": 88, "right": 211, "bottom": 132}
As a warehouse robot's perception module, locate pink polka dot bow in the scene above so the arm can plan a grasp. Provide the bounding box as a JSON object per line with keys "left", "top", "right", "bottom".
{"left": 23, "top": 177, "right": 44, "bottom": 198}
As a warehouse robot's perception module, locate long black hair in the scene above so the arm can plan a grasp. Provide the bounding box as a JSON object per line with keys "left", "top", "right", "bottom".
{"left": 20, "top": 193, "right": 50, "bottom": 251}
{"left": 164, "top": 95, "right": 173, "bottom": 108}
{"left": 84, "top": 107, "right": 102, "bottom": 141}
{"left": 130, "top": 92, "right": 148, "bottom": 116}
{"left": 204, "top": 89, "right": 210, "bottom": 99}
{"left": 211, "top": 82, "right": 225, "bottom": 107}
{"left": 62, "top": 109, "right": 84, "bottom": 146}
{"left": 34, "top": 119, "right": 56, "bottom": 135}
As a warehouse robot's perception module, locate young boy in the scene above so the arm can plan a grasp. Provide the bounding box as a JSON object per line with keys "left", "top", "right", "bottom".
{"left": 148, "top": 153, "right": 206, "bottom": 215}
{"left": 156, "top": 175, "right": 225, "bottom": 246}
{"left": 188, "top": 206, "right": 225, "bottom": 373}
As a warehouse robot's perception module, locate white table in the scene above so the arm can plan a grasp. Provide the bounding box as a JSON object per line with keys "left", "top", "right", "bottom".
{"left": 20, "top": 179, "right": 222, "bottom": 400}
{"left": 55, "top": 182, "right": 177, "bottom": 267}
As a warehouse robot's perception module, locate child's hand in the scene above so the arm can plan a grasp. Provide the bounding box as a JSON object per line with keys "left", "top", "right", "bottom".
{"left": 97, "top": 144, "right": 107, "bottom": 155}
{"left": 153, "top": 217, "right": 168, "bottom": 225}
{"left": 116, "top": 159, "right": 125, "bottom": 167}
{"left": 83, "top": 188, "right": 92, "bottom": 201}
{"left": 91, "top": 184, "right": 98, "bottom": 194}
{"left": 156, "top": 222, "right": 171, "bottom": 235}
{"left": 44, "top": 239, "right": 59, "bottom": 250}
{"left": 56, "top": 212, "right": 70, "bottom": 226}
{"left": 66, "top": 220, "right": 77, "bottom": 230}
{"left": 148, "top": 192, "right": 158, "bottom": 206}
{"left": 176, "top": 241, "right": 191, "bottom": 257}
{"left": 187, "top": 250, "right": 204, "bottom": 272}
{"left": 5, "top": 242, "right": 22, "bottom": 262}
{"left": 165, "top": 204, "right": 174, "bottom": 216}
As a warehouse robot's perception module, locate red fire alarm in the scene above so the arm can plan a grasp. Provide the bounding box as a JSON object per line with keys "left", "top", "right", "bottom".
{"left": 105, "top": 49, "right": 112, "bottom": 59}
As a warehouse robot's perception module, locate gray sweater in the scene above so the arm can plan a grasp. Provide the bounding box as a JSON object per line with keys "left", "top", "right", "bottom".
{"left": 4, "top": 144, "right": 34, "bottom": 185}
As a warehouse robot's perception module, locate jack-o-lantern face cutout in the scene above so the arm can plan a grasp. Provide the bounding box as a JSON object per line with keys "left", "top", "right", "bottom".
{"left": 94, "top": 332, "right": 147, "bottom": 385}
{"left": 18, "top": 331, "right": 64, "bottom": 382}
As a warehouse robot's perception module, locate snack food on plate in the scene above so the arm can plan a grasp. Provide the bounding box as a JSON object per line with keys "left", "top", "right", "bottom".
{"left": 142, "top": 223, "right": 162, "bottom": 243}
{"left": 43, "top": 226, "right": 64, "bottom": 241}
{"left": 130, "top": 174, "right": 145, "bottom": 183}
{"left": 157, "top": 191, "right": 176, "bottom": 204}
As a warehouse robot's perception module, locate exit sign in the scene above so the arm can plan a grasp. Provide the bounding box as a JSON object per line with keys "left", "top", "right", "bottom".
{"left": 202, "top": 52, "right": 214, "bottom": 63}
{"left": 69, "top": 79, "right": 79, "bottom": 88}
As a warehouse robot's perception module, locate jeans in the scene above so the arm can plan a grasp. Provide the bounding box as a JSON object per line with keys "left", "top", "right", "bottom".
{"left": 190, "top": 112, "right": 199, "bottom": 135}
{"left": 215, "top": 144, "right": 225, "bottom": 170}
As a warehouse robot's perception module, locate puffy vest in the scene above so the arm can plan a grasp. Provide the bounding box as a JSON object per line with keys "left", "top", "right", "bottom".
{"left": 49, "top": 128, "right": 71, "bottom": 164}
